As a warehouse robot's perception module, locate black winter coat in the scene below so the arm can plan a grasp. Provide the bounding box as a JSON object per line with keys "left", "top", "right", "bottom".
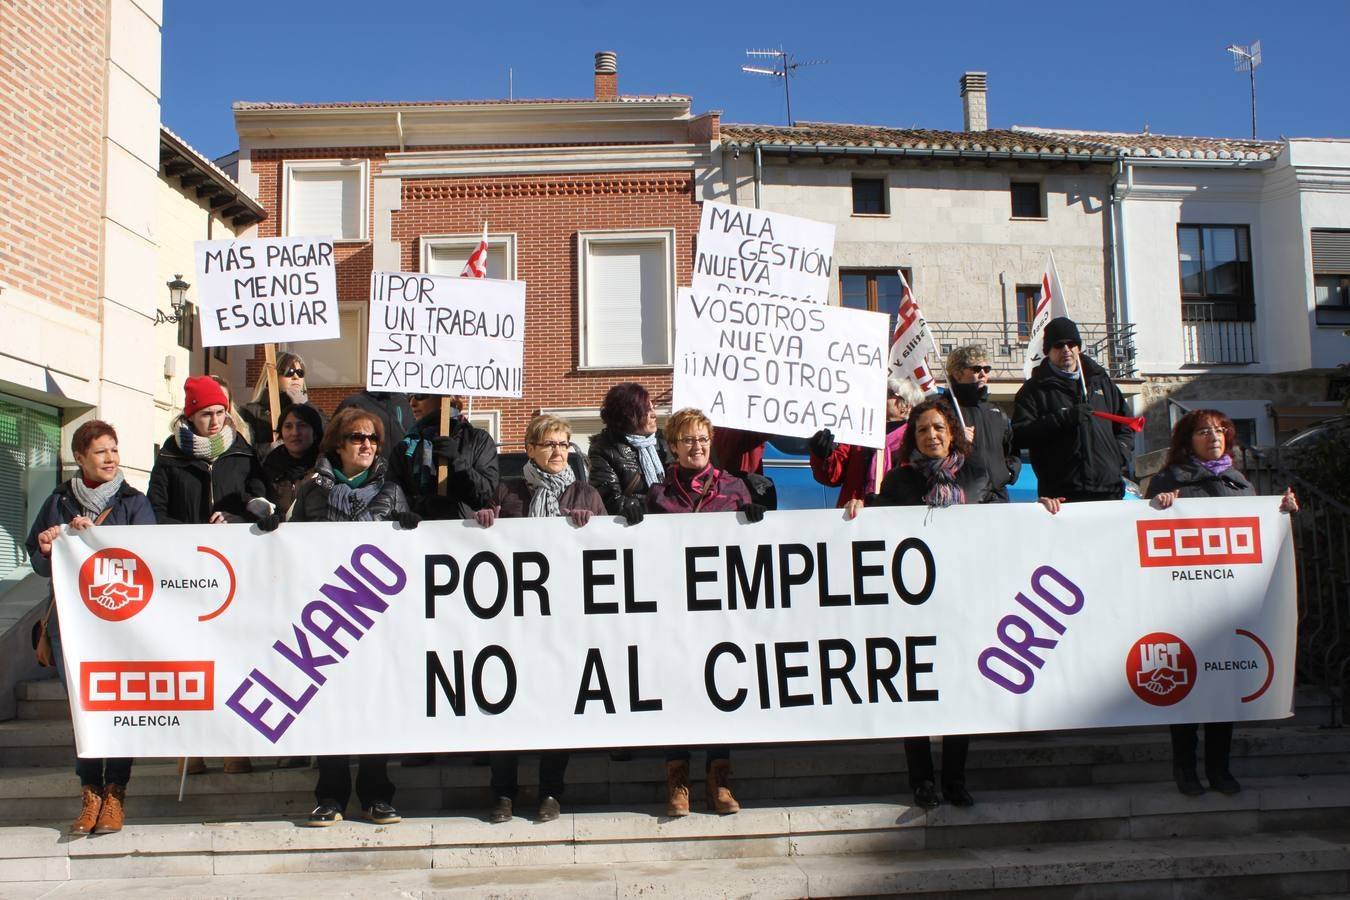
{"left": 586, "top": 428, "right": 676, "bottom": 520}
{"left": 1145, "top": 459, "right": 1254, "bottom": 500}
{"left": 1012, "top": 356, "right": 1132, "bottom": 500}
{"left": 391, "top": 412, "right": 499, "bottom": 519}
{"left": 950, "top": 382, "right": 1020, "bottom": 502}
{"left": 334, "top": 391, "right": 411, "bottom": 462}
{"left": 289, "top": 456, "right": 409, "bottom": 523}
{"left": 26, "top": 480, "right": 156, "bottom": 578}
{"left": 875, "top": 456, "right": 991, "bottom": 508}
{"left": 147, "top": 434, "right": 268, "bottom": 524}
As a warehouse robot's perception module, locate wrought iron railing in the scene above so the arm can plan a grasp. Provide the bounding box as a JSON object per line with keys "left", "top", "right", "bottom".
{"left": 922, "top": 321, "right": 1138, "bottom": 380}
{"left": 1245, "top": 448, "right": 1350, "bottom": 726}
{"left": 1181, "top": 302, "right": 1258, "bottom": 365}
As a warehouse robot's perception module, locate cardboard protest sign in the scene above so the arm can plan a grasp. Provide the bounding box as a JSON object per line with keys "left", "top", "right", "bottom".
{"left": 366, "top": 271, "right": 525, "bottom": 398}
{"left": 673, "top": 288, "right": 889, "bottom": 448}
{"left": 693, "top": 200, "right": 835, "bottom": 304}
{"left": 50, "top": 498, "right": 1295, "bottom": 756}
{"left": 194, "top": 237, "right": 338, "bottom": 347}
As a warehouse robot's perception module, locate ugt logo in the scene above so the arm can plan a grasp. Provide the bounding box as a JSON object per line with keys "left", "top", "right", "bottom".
{"left": 79, "top": 549, "right": 154, "bottom": 622}
{"left": 1126, "top": 632, "right": 1196, "bottom": 706}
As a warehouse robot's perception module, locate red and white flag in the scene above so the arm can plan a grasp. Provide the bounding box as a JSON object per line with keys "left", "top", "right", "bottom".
{"left": 886, "top": 270, "right": 941, "bottom": 395}
{"left": 1022, "top": 252, "right": 1069, "bottom": 379}
{"left": 461, "top": 222, "right": 489, "bottom": 278}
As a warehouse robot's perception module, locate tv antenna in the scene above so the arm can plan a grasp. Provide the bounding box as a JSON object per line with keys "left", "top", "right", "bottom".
{"left": 742, "top": 48, "right": 826, "bottom": 126}
{"left": 1226, "top": 41, "right": 1262, "bottom": 139}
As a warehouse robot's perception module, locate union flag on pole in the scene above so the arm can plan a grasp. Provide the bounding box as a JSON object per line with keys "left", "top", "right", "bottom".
{"left": 461, "top": 222, "right": 489, "bottom": 278}
{"left": 886, "top": 270, "right": 940, "bottom": 395}
{"left": 1022, "top": 252, "right": 1069, "bottom": 378}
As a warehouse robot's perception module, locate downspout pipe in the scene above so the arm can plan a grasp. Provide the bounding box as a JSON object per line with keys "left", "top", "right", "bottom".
{"left": 753, "top": 143, "right": 762, "bottom": 209}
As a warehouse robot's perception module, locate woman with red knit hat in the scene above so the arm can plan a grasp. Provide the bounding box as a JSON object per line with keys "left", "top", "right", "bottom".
{"left": 147, "top": 374, "right": 269, "bottom": 776}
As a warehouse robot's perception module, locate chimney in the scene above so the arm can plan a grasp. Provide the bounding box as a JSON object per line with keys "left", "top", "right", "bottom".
{"left": 960, "top": 72, "right": 988, "bottom": 132}
{"left": 594, "top": 51, "right": 618, "bottom": 101}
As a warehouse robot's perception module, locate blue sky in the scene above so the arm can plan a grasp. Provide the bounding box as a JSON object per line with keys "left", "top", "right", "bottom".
{"left": 163, "top": 0, "right": 1349, "bottom": 160}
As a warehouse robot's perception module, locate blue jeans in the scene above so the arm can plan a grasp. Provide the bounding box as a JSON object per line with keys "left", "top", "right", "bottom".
{"left": 49, "top": 608, "right": 132, "bottom": 787}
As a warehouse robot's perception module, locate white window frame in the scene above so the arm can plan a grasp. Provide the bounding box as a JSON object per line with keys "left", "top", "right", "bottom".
{"left": 419, "top": 232, "right": 518, "bottom": 280}
{"left": 282, "top": 158, "right": 370, "bottom": 242}
{"left": 281, "top": 300, "right": 367, "bottom": 387}
{"left": 576, "top": 228, "right": 676, "bottom": 371}
{"left": 462, "top": 407, "right": 500, "bottom": 443}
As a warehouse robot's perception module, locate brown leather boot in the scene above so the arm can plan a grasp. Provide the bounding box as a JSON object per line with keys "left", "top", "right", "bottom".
{"left": 223, "top": 757, "right": 252, "bottom": 774}
{"left": 70, "top": 784, "right": 101, "bottom": 835}
{"left": 93, "top": 784, "right": 125, "bottom": 834}
{"left": 664, "top": 759, "right": 690, "bottom": 817}
{"left": 177, "top": 757, "right": 206, "bottom": 775}
{"left": 706, "top": 760, "right": 740, "bottom": 814}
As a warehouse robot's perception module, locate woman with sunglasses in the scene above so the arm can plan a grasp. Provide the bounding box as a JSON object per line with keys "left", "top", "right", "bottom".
{"left": 288, "top": 406, "right": 420, "bottom": 826}
{"left": 845, "top": 398, "right": 989, "bottom": 811}
{"left": 148, "top": 375, "right": 270, "bottom": 777}
{"left": 647, "top": 408, "right": 766, "bottom": 817}
{"left": 242, "top": 352, "right": 322, "bottom": 454}
{"left": 473, "top": 414, "right": 605, "bottom": 824}
{"left": 1146, "top": 409, "right": 1297, "bottom": 796}
{"left": 392, "top": 392, "right": 498, "bottom": 521}
{"left": 945, "top": 345, "right": 1019, "bottom": 502}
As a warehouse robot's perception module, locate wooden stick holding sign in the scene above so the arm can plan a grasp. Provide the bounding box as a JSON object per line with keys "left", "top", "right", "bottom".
{"left": 263, "top": 343, "right": 282, "bottom": 444}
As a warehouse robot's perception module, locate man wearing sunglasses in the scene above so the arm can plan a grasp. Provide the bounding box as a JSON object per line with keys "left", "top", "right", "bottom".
{"left": 945, "top": 345, "right": 1020, "bottom": 502}
{"left": 1013, "top": 316, "right": 1133, "bottom": 506}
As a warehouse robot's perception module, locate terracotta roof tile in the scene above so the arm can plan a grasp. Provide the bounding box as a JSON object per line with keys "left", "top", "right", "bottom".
{"left": 233, "top": 95, "right": 690, "bottom": 111}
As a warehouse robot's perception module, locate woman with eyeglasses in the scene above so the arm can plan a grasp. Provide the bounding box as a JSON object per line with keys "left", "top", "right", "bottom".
{"left": 287, "top": 406, "right": 420, "bottom": 826}
{"left": 588, "top": 382, "right": 674, "bottom": 526}
{"left": 945, "top": 345, "right": 1019, "bottom": 502}
{"left": 148, "top": 375, "right": 270, "bottom": 777}
{"left": 1146, "top": 409, "right": 1297, "bottom": 797}
{"left": 241, "top": 352, "right": 322, "bottom": 454}
{"left": 473, "top": 414, "right": 605, "bottom": 824}
{"left": 844, "top": 398, "right": 989, "bottom": 811}
{"left": 647, "top": 408, "right": 766, "bottom": 817}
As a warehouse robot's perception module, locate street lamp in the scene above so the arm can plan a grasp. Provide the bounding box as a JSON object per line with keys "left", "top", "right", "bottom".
{"left": 156, "top": 274, "right": 190, "bottom": 325}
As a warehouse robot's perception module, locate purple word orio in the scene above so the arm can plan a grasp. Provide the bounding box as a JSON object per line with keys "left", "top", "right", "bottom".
{"left": 227, "top": 543, "right": 406, "bottom": 742}
{"left": 977, "top": 565, "right": 1084, "bottom": 695}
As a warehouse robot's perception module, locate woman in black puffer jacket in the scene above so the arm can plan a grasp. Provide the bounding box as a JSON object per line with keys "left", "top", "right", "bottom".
{"left": 288, "top": 406, "right": 419, "bottom": 827}
{"left": 1146, "top": 408, "right": 1297, "bottom": 797}
{"left": 587, "top": 382, "right": 674, "bottom": 525}
{"left": 262, "top": 403, "right": 324, "bottom": 518}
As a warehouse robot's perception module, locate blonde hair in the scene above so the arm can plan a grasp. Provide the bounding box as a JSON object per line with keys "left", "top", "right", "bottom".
{"left": 664, "top": 408, "right": 713, "bottom": 446}
{"left": 209, "top": 374, "right": 252, "bottom": 445}
{"left": 525, "top": 414, "right": 572, "bottom": 446}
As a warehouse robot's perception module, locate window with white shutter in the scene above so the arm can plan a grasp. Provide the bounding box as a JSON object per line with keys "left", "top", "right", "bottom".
{"left": 421, "top": 233, "right": 516, "bottom": 280}
{"left": 283, "top": 160, "right": 368, "bottom": 241}
{"left": 0, "top": 394, "right": 61, "bottom": 588}
{"left": 578, "top": 230, "right": 675, "bottom": 369}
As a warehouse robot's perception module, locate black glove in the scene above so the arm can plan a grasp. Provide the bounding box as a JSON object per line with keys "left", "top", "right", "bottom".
{"left": 623, "top": 505, "right": 645, "bottom": 526}
{"left": 743, "top": 503, "right": 766, "bottom": 523}
{"left": 808, "top": 428, "right": 836, "bottom": 459}
{"left": 257, "top": 513, "right": 282, "bottom": 532}
{"left": 397, "top": 511, "right": 422, "bottom": 530}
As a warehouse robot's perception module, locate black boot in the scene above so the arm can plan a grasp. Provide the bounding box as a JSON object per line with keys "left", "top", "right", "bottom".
{"left": 1174, "top": 767, "right": 1205, "bottom": 796}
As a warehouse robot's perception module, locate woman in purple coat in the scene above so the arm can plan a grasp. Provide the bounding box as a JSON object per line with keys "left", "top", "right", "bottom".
{"left": 647, "top": 408, "right": 766, "bottom": 817}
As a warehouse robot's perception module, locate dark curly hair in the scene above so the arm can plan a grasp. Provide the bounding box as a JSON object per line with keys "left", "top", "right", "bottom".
{"left": 599, "top": 382, "right": 653, "bottom": 434}
{"left": 1165, "top": 409, "right": 1238, "bottom": 468}
{"left": 899, "top": 397, "right": 973, "bottom": 460}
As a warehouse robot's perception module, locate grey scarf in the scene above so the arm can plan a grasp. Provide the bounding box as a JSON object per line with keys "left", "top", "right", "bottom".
{"left": 523, "top": 461, "right": 575, "bottom": 518}
{"left": 69, "top": 471, "right": 124, "bottom": 518}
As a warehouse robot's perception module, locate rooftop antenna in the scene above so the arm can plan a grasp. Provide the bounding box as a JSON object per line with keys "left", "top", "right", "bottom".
{"left": 742, "top": 48, "right": 826, "bottom": 126}
{"left": 508, "top": 67, "right": 513, "bottom": 100}
{"left": 1226, "top": 41, "right": 1262, "bottom": 139}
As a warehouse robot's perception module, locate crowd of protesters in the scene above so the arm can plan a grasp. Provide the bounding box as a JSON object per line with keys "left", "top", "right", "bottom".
{"left": 25, "top": 318, "right": 1298, "bottom": 834}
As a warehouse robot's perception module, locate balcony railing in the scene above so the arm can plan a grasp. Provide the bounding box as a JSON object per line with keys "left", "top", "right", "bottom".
{"left": 1181, "top": 302, "right": 1257, "bottom": 365}
{"left": 921, "top": 321, "right": 1138, "bottom": 381}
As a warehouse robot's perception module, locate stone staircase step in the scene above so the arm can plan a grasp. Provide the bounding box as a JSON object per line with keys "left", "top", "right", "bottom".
{"left": 3, "top": 776, "right": 1350, "bottom": 883}
{"left": 14, "top": 678, "right": 65, "bottom": 703}
{"left": 0, "top": 828, "right": 1347, "bottom": 897}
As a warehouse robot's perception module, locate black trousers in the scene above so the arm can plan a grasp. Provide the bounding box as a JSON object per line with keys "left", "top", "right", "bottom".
{"left": 314, "top": 755, "right": 393, "bottom": 810}
{"left": 904, "top": 735, "right": 970, "bottom": 790}
{"left": 490, "top": 751, "right": 570, "bottom": 800}
{"left": 76, "top": 757, "right": 132, "bottom": 788}
{"left": 666, "top": 746, "right": 730, "bottom": 770}
{"left": 1170, "top": 722, "right": 1234, "bottom": 776}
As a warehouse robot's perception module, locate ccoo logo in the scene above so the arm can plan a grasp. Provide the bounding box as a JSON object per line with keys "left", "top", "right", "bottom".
{"left": 1126, "top": 632, "right": 1197, "bottom": 706}
{"left": 78, "top": 549, "right": 154, "bottom": 622}
{"left": 1136, "top": 517, "right": 1261, "bottom": 568}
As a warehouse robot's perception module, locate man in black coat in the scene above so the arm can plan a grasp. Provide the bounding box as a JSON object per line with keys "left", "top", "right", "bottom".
{"left": 945, "top": 345, "right": 1020, "bottom": 503}
{"left": 1013, "top": 317, "right": 1132, "bottom": 503}
{"left": 390, "top": 394, "right": 498, "bottom": 520}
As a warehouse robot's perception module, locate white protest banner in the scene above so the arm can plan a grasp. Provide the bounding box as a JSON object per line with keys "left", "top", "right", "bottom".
{"left": 51, "top": 497, "right": 1294, "bottom": 758}
{"left": 366, "top": 271, "right": 525, "bottom": 398}
{"left": 693, "top": 200, "right": 836, "bottom": 304}
{"left": 193, "top": 237, "right": 338, "bottom": 347}
{"left": 673, "top": 288, "right": 889, "bottom": 448}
